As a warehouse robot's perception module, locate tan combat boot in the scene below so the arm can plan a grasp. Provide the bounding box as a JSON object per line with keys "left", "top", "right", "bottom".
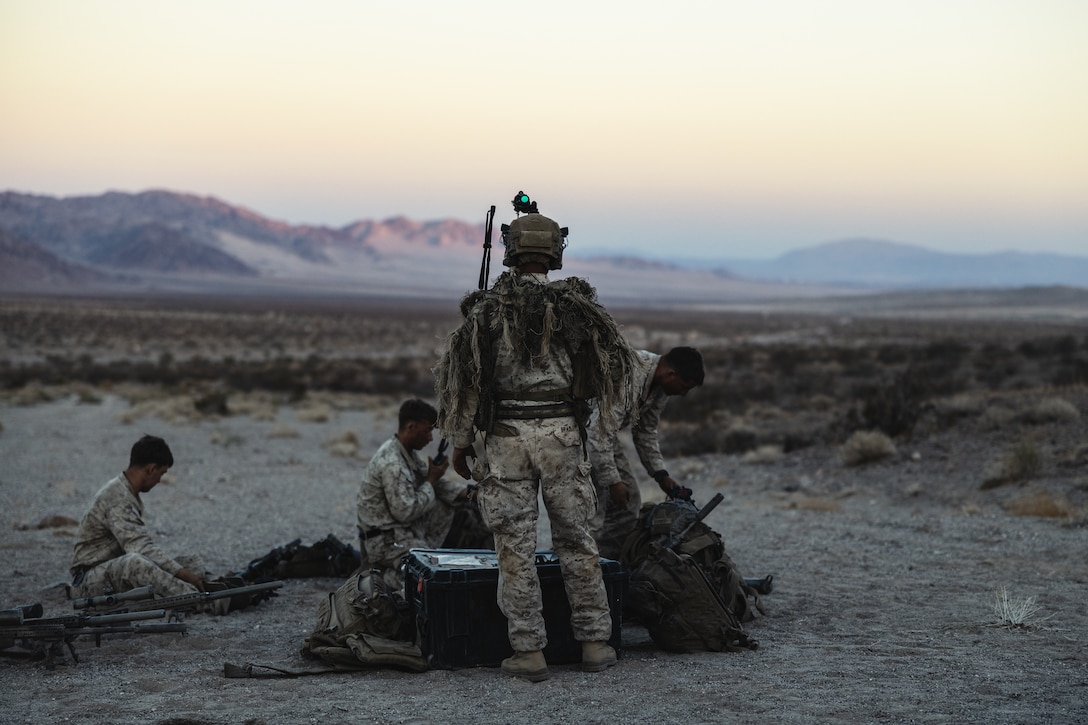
{"left": 582, "top": 641, "right": 618, "bottom": 672}
{"left": 501, "top": 650, "right": 550, "bottom": 682}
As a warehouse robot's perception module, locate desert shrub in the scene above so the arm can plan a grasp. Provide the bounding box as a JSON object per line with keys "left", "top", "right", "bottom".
{"left": 295, "top": 402, "right": 332, "bottom": 423}
{"left": 981, "top": 440, "right": 1042, "bottom": 488}
{"left": 1051, "top": 358, "right": 1088, "bottom": 386}
{"left": 658, "top": 423, "right": 719, "bottom": 457}
{"left": 267, "top": 425, "right": 300, "bottom": 439}
{"left": 721, "top": 423, "right": 758, "bottom": 454}
{"left": 209, "top": 429, "right": 244, "bottom": 447}
{"left": 1004, "top": 490, "right": 1078, "bottom": 519}
{"left": 923, "top": 338, "right": 970, "bottom": 366}
{"left": 1017, "top": 397, "right": 1080, "bottom": 425}
{"left": 973, "top": 343, "right": 1020, "bottom": 388}
{"left": 1017, "top": 336, "right": 1076, "bottom": 360}
{"left": 935, "top": 394, "right": 985, "bottom": 422}
{"left": 840, "top": 430, "right": 898, "bottom": 466}
{"left": 991, "top": 585, "right": 1044, "bottom": 629}
{"left": 769, "top": 346, "right": 804, "bottom": 375}
{"left": 325, "top": 431, "right": 360, "bottom": 457}
{"left": 742, "top": 444, "right": 784, "bottom": 464}
{"left": 876, "top": 344, "right": 909, "bottom": 365}
{"left": 848, "top": 368, "right": 926, "bottom": 438}
{"left": 978, "top": 404, "right": 1016, "bottom": 431}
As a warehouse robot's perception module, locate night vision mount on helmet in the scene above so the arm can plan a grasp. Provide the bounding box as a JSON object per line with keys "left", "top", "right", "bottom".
{"left": 500, "top": 191, "right": 569, "bottom": 271}
{"left": 477, "top": 191, "right": 569, "bottom": 290}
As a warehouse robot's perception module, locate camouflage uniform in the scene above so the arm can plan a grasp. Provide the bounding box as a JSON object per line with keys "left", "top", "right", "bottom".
{"left": 357, "top": 436, "right": 464, "bottom": 591}
{"left": 70, "top": 475, "right": 205, "bottom": 599}
{"left": 436, "top": 271, "right": 632, "bottom": 653}
{"left": 589, "top": 350, "right": 671, "bottom": 560}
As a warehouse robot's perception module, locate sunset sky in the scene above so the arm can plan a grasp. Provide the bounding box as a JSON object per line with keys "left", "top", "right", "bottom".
{"left": 2, "top": 1, "right": 1085, "bottom": 259}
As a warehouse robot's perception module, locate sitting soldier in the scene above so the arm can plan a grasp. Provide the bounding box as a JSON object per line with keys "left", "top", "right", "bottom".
{"left": 70, "top": 435, "right": 210, "bottom": 601}
{"left": 356, "top": 399, "right": 482, "bottom": 591}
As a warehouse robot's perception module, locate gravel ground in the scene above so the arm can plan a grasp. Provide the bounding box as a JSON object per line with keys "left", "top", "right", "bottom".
{"left": 1, "top": 383, "right": 1085, "bottom": 724}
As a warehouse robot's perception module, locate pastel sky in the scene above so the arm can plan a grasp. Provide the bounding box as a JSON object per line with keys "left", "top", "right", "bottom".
{"left": 2, "top": 0, "right": 1085, "bottom": 259}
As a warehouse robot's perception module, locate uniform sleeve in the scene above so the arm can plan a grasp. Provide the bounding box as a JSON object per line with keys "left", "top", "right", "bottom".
{"left": 632, "top": 391, "right": 668, "bottom": 478}
{"left": 448, "top": 389, "right": 479, "bottom": 449}
{"left": 379, "top": 458, "right": 436, "bottom": 524}
{"left": 105, "top": 500, "right": 184, "bottom": 576}
{"left": 588, "top": 403, "right": 625, "bottom": 486}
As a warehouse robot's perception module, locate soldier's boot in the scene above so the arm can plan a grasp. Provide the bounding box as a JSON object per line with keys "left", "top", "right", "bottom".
{"left": 582, "top": 641, "right": 618, "bottom": 672}
{"left": 501, "top": 650, "right": 550, "bottom": 682}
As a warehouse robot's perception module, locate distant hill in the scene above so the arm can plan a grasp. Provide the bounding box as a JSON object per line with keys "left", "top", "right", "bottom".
{"left": 711, "top": 238, "right": 1088, "bottom": 288}
{"left": 4, "top": 190, "right": 1082, "bottom": 302}
{"left": 0, "top": 227, "right": 111, "bottom": 290}
{"left": 0, "top": 190, "right": 853, "bottom": 304}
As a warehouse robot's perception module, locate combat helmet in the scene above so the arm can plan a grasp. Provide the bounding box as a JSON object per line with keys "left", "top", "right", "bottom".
{"left": 500, "top": 191, "right": 568, "bottom": 270}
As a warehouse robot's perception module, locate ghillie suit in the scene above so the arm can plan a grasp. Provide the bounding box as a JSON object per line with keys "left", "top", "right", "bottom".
{"left": 621, "top": 497, "right": 767, "bottom": 653}
{"left": 433, "top": 270, "right": 641, "bottom": 442}
{"left": 433, "top": 266, "right": 642, "bottom": 658}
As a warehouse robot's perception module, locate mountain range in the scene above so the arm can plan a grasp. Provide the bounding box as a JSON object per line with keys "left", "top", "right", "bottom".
{"left": 1, "top": 190, "right": 1084, "bottom": 303}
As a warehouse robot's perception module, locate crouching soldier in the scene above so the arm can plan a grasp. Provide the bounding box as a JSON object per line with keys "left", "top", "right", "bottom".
{"left": 589, "top": 346, "right": 704, "bottom": 560}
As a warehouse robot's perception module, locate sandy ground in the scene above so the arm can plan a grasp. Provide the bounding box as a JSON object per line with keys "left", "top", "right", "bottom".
{"left": 0, "top": 382, "right": 1085, "bottom": 725}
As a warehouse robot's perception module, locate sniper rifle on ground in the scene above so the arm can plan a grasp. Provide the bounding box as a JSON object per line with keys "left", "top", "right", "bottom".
{"left": 72, "top": 579, "right": 284, "bottom": 618}
{"left": 0, "top": 602, "right": 185, "bottom": 667}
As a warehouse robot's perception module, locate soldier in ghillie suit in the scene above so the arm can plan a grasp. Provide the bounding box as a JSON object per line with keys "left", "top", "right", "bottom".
{"left": 434, "top": 198, "right": 641, "bottom": 682}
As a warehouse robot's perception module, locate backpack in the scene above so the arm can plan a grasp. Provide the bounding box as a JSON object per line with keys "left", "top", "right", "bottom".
{"left": 238, "top": 534, "right": 361, "bottom": 582}
{"left": 301, "top": 569, "right": 429, "bottom": 672}
{"left": 621, "top": 498, "right": 764, "bottom": 653}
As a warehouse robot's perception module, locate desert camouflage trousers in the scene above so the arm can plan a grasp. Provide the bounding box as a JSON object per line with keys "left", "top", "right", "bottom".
{"left": 475, "top": 417, "right": 612, "bottom": 652}
{"left": 589, "top": 448, "right": 642, "bottom": 561}
{"left": 70, "top": 553, "right": 206, "bottom": 600}
{"left": 363, "top": 500, "right": 456, "bottom": 592}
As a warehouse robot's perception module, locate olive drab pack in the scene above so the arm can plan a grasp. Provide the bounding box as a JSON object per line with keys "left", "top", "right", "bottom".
{"left": 301, "top": 569, "right": 429, "bottom": 672}
{"left": 621, "top": 498, "right": 765, "bottom": 653}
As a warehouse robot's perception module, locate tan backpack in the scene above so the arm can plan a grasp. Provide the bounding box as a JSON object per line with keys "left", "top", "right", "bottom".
{"left": 301, "top": 569, "right": 428, "bottom": 672}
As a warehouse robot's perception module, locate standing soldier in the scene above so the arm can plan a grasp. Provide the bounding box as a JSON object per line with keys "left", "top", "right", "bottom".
{"left": 434, "top": 193, "right": 640, "bottom": 682}
{"left": 589, "top": 346, "right": 704, "bottom": 560}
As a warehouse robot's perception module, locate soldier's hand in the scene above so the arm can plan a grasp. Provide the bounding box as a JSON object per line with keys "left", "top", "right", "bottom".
{"left": 667, "top": 483, "right": 693, "bottom": 502}
{"left": 657, "top": 474, "right": 681, "bottom": 495}
{"left": 178, "top": 568, "right": 206, "bottom": 592}
{"left": 453, "top": 445, "right": 476, "bottom": 480}
{"left": 609, "top": 481, "right": 629, "bottom": 506}
{"left": 427, "top": 455, "right": 450, "bottom": 483}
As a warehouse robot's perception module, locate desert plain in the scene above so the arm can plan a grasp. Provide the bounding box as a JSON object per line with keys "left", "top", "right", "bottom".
{"left": 0, "top": 291, "right": 1086, "bottom": 724}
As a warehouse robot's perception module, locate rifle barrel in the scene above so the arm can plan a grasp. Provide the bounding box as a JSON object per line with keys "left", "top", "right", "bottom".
{"left": 72, "top": 585, "right": 155, "bottom": 610}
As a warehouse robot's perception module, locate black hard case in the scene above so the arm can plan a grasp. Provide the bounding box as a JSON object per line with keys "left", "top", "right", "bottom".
{"left": 404, "top": 548, "right": 627, "bottom": 670}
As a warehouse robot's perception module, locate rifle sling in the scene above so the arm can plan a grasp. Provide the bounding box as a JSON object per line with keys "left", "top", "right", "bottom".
{"left": 223, "top": 661, "right": 353, "bottom": 679}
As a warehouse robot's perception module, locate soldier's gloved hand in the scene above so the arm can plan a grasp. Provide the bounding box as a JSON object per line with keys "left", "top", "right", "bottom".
{"left": 667, "top": 484, "right": 693, "bottom": 502}
{"left": 452, "top": 445, "right": 476, "bottom": 480}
